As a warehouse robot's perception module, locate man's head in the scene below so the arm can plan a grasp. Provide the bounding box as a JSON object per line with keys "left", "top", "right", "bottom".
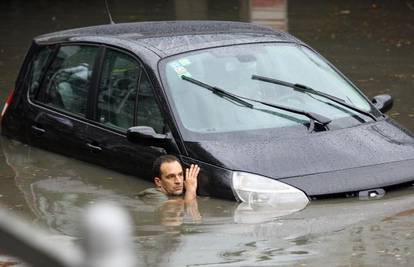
{"left": 153, "top": 155, "right": 184, "bottom": 196}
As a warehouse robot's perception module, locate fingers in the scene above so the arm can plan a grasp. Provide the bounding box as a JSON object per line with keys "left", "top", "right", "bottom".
{"left": 186, "top": 164, "right": 200, "bottom": 180}
{"left": 191, "top": 164, "right": 200, "bottom": 178}
{"left": 184, "top": 164, "right": 200, "bottom": 200}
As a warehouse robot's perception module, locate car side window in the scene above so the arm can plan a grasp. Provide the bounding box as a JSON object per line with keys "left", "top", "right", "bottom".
{"left": 136, "top": 72, "right": 165, "bottom": 133}
{"left": 97, "top": 49, "right": 140, "bottom": 130}
{"left": 28, "top": 46, "right": 55, "bottom": 99}
{"left": 38, "top": 45, "right": 99, "bottom": 117}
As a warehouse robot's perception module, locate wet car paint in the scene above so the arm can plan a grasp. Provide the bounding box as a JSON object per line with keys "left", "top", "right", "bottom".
{"left": 184, "top": 119, "right": 414, "bottom": 196}
{"left": 2, "top": 21, "right": 414, "bottom": 201}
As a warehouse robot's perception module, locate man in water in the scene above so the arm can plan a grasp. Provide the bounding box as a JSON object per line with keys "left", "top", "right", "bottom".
{"left": 154, "top": 154, "right": 200, "bottom": 201}
{"left": 138, "top": 155, "right": 201, "bottom": 224}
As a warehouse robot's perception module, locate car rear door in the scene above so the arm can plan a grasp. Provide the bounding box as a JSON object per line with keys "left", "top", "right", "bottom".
{"left": 27, "top": 44, "right": 102, "bottom": 160}
{"left": 85, "top": 47, "right": 167, "bottom": 180}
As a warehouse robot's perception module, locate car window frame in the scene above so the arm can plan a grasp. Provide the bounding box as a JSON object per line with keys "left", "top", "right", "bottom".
{"left": 93, "top": 45, "right": 167, "bottom": 133}
{"left": 29, "top": 42, "right": 103, "bottom": 121}
{"left": 93, "top": 46, "right": 142, "bottom": 130}
{"left": 18, "top": 43, "right": 58, "bottom": 106}
{"left": 27, "top": 41, "right": 168, "bottom": 135}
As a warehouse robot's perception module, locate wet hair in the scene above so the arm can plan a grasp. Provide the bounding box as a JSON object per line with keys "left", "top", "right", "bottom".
{"left": 152, "top": 154, "right": 180, "bottom": 178}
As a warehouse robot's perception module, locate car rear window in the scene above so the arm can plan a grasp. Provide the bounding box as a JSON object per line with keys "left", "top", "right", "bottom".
{"left": 28, "top": 46, "right": 55, "bottom": 99}
{"left": 36, "top": 45, "right": 100, "bottom": 118}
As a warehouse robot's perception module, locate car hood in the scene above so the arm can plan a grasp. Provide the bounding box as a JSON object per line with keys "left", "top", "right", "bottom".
{"left": 184, "top": 119, "right": 414, "bottom": 196}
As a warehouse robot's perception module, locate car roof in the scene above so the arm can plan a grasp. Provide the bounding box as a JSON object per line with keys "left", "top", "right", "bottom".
{"left": 34, "top": 21, "right": 303, "bottom": 57}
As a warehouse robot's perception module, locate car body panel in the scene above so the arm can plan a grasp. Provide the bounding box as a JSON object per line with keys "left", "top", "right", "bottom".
{"left": 28, "top": 109, "right": 90, "bottom": 158}
{"left": 34, "top": 21, "right": 298, "bottom": 57}
{"left": 85, "top": 124, "right": 166, "bottom": 179}
{"left": 184, "top": 119, "right": 414, "bottom": 196}
{"left": 2, "top": 21, "right": 414, "bottom": 201}
{"left": 284, "top": 158, "right": 414, "bottom": 196}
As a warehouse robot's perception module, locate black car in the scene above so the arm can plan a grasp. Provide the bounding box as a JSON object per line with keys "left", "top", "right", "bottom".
{"left": 2, "top": 21, "right": 414, "bottom": 204}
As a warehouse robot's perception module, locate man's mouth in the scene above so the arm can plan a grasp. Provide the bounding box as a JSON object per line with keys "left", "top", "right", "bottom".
{"left": 174, "top": 186, "right": 183, "bottom": 192}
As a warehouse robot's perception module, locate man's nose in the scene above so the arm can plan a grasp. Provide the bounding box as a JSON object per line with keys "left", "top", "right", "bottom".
{"left": 174, "top": 176, "right": 181, "bottom": 183}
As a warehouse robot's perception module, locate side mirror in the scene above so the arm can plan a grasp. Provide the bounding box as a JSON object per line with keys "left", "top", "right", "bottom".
{"left": 372, "top": 94, "right": 393, "bottom": 113}
{"left": 126, "top": 126, "right": 169, "bottom": 147}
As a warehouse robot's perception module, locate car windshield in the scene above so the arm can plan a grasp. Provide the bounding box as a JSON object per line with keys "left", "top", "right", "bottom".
{"left": 160, "top": 43, "right": 372, "bottom": 136}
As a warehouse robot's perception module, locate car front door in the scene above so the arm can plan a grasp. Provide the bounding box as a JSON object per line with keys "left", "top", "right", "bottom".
{"left": 86, "top": 47, "right": 167, "bottom": 180}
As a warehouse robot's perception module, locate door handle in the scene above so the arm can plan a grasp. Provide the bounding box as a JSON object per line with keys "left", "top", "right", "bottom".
{"left": 31, "top": 125, "right": 46, "bottom": 135}
{"left": 86, "top": 142, "right": 102, "bottom": 152}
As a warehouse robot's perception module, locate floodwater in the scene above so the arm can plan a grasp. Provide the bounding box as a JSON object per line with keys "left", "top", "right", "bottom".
{"left": 0, "top": 0, "right": 413, "bottom": 266}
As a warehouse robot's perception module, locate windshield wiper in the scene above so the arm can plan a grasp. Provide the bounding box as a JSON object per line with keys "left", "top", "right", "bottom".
{"left": 181, "top": 75, "right": 331, "bottom": 130}
{"left": 251, "top": 74, "right": 377, "bottom": 122}
{"left": 181, "top": 75, "right": 253, "bottom": 108}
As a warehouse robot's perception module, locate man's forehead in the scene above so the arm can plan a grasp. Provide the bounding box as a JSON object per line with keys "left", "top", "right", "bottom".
{"left": 160, "top": 161, "right": 183, "bottom": 175}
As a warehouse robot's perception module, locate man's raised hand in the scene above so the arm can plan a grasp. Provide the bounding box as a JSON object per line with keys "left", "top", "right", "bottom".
{"left": 184, "top": 164, "right": 200, "bottom": 201}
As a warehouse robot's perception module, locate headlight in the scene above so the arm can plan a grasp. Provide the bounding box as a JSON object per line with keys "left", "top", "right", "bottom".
{"left": 232, "top": 172, "right": 309, "bottom": 206}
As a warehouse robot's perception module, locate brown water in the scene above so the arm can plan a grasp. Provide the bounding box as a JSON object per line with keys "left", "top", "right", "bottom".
{"left": 0, "top": 0, "right": 413, "bottom": 266}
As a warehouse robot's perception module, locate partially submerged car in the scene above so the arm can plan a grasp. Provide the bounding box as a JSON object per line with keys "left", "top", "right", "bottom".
{"left": 2, "top": 21, "right": 414, "bottom": 204}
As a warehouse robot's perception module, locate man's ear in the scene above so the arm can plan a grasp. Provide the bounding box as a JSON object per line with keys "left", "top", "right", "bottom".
{"left": 154, "top": 177, "right": 162, "bottom": 188}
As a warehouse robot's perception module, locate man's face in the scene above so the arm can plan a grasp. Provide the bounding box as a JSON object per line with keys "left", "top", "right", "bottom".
{"left": 155, "top": 161, "right": 184, "bottom": 196}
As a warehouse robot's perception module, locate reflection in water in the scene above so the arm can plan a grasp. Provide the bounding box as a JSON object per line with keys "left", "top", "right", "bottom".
{"left": 156, "top": 199, "right": 186, "bottom": 227}
{"left": 234, "top": 201, "right": 307, "bottom": 224}
{"left": 1, "top": 138, "right": 312, "bottom": 266}
{"left": 1, "top": 138, "right": 144, "bottom": 234}
{"left": 141, "top": 198, "right": 201, "bottom": 227}
{"left": 2, "top": 129, "right": 414, "bottom": 265}
{"left": 1, "top": 138, "right": 305, "bottom": 229}
{"left": 2, "top": 137, "right": 307, "bottom": 226}
{"left": 155, "top": 199, "right": 202, "bottom": 226}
